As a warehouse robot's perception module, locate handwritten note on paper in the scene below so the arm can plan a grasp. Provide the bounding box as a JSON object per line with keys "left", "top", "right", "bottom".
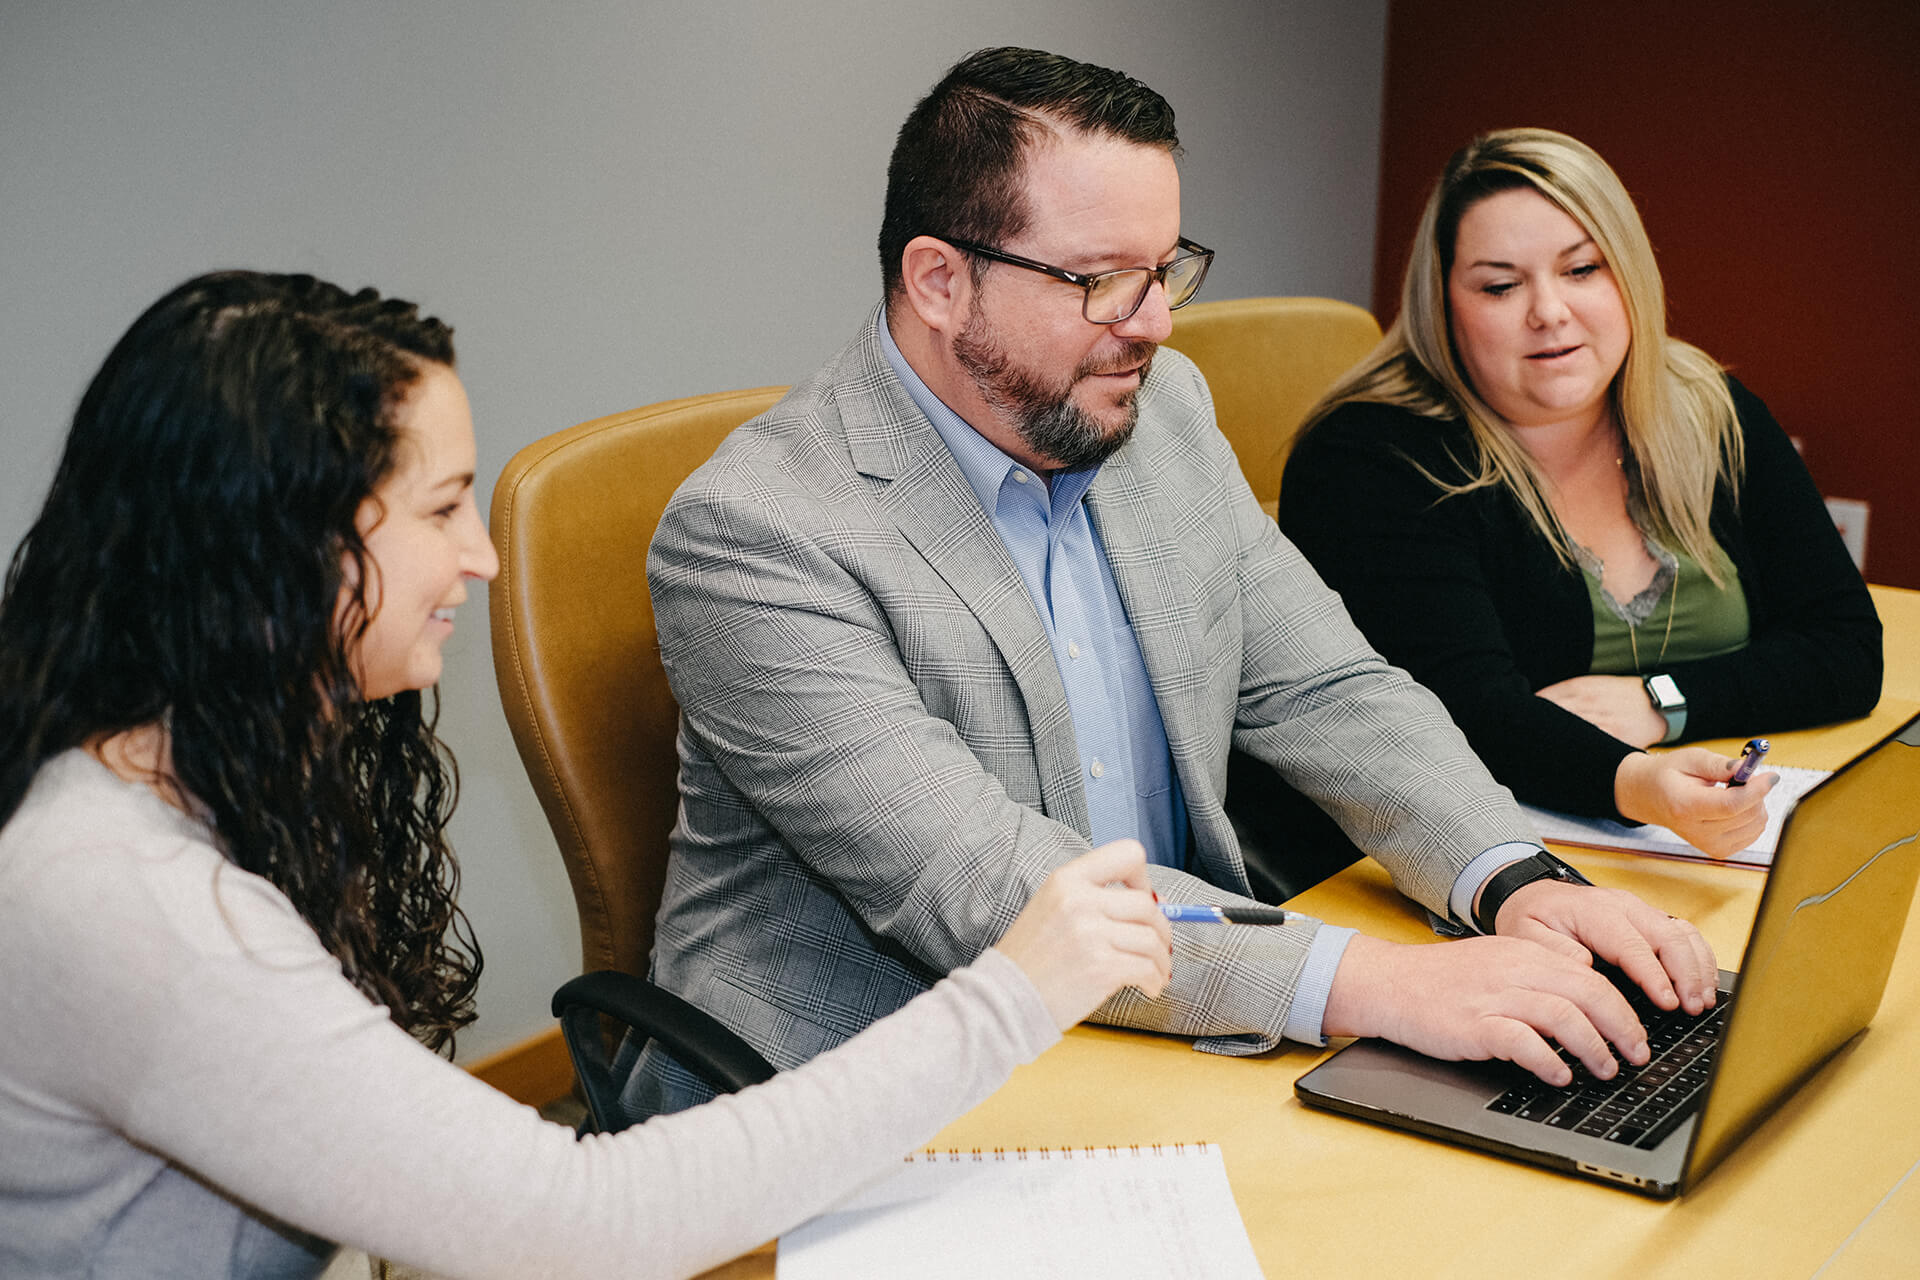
{"left": 777, "top": 1143, "right": 1263, "bottom": 1280}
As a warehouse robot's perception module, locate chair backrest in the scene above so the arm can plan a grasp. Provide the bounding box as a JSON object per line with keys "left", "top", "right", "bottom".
{"left": 489, "top": 386, "right": 787, "bottom": 978}
{"left": 1165, "top": 295, "right": 1382, "bottom": 513}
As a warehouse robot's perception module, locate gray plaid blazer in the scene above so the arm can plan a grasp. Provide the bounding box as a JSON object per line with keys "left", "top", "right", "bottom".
{"left": 629, "top": 313, "right": 1528, "bottom": 1115}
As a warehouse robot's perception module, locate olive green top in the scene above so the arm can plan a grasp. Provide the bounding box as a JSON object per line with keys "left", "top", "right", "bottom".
{"left": 1580, "top": 537, "right": 1749, "bottom": 674}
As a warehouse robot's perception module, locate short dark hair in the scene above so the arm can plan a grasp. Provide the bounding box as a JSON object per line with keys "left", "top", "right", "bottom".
{"left": 879, "top": 47, "right": 1179, "bottom": 299}
{"left": 0, "top": 270, "right": 481, "bottom": 1052}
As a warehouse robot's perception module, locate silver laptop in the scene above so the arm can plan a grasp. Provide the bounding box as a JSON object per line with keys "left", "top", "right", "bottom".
{"left": 1295, "top": 712, "right": 1920, "bottom": 1197}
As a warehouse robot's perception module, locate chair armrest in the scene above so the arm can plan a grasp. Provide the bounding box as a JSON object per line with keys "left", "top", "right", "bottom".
{"left": 550, "top": 970, "right": 776, "bottom": 1134}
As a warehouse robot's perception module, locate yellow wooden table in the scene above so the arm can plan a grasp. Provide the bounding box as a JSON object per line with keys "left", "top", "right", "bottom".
{"left": 918, "top": 709, "right": 1920, "bottom": 1280}
{"left": 704, "top": 588, "right": 1920, "bottom": 1279}
{"left": 1870, "top": 583, "right": 1920, "bottom": 702}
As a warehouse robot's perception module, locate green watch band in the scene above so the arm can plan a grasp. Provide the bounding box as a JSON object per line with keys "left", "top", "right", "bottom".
{"left": 1643, "top": 673, "right": 1687, "bottom": 743}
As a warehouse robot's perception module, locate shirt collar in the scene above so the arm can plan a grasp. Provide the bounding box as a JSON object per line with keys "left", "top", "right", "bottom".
{"left": 876, "top": 307, "right": 1101, "bottom": 516}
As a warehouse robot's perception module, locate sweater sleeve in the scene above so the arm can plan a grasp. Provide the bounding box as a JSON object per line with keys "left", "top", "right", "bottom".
{"left": 1657, "top": 379, "right": 1883, "bottom": 739}
{"left": 3, "top": 776, "right": 1059, "bottom": 1280}
{"left": 1279, "top": 403, "right": 1638, "bottom": 818}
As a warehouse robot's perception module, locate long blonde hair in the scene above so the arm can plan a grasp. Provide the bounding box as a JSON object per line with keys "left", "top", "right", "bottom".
{"left": 1303, "top": 128, "right": 1743, "bottom": 582}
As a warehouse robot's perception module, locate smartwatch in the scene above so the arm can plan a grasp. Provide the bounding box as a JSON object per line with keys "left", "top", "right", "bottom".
{"left": 1472, "top": 850, "right": 1593, "bottom": 935}
{"left": 1643, "top": 672, "right": 1687, "bottom": 743}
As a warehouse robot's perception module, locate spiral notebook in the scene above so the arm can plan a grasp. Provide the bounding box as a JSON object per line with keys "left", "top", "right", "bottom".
{"left": 1520, "top": 764, "right": 1830, "bottom": 866}
{"left": 777, "top": 1142, "right": 1262, "bottom": 1279}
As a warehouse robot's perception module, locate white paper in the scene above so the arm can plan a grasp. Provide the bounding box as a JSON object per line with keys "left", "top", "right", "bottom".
{"left": 778, "top": 1143, "right": 1263, "bottom": 1280}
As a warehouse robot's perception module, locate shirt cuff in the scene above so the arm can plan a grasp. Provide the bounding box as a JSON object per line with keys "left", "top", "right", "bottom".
{"left": 1448, "top": 841, "right": 1545, "bottom": 933}
{"left": 1282, "top": 925, "right": 1356, "bottom": 1046}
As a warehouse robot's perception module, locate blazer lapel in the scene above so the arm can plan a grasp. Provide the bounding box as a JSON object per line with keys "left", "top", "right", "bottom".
{"left": 837, "top": 329, "right": 1091, "bottom": 837}
{"left": 1087, "top": 447, "right": 1208, "bottom": 729}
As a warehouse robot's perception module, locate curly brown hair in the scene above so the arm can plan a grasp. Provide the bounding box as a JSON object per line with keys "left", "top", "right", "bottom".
{"left": 0, "top": 270, "right": 481, "bottom": 1052}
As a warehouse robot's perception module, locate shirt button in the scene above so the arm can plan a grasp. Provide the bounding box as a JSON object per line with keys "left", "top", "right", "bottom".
{"left": 1067, "top": 641, "right": 1081, "bottom": 660}
{"left": 1090, "top": 759, "right": 1105, "bottom": 779}
{"left": 1011, "top": 470, "right": 1030, "bottom": 484}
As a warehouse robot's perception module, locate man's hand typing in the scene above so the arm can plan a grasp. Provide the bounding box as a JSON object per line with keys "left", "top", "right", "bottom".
{"left": 1323, "top": 933, "right": 1652, "bottom": 1086}
{"left": 1495, "top": 878, "right": 1719, "bottom": 1016}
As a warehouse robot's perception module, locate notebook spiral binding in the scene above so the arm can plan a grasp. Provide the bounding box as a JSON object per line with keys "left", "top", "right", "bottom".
{"left": 907, "top": 1142, "right": 1207, "bottom": 1162}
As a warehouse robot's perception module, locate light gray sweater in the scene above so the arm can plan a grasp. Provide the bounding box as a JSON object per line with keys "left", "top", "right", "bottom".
{"left": 0, "top": 751, "right": 1058, "bottom": 1278}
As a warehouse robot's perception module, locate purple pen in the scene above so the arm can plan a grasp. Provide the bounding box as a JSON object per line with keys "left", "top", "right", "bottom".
{"left": 1729, "top": 738, "right": 1770, "bottom": 786}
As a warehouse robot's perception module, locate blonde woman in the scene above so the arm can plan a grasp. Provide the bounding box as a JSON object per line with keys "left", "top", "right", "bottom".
{"left": 1280, "top": 128, "right": 1880, "bottom": 858}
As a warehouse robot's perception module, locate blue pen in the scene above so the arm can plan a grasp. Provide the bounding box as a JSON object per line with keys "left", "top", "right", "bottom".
{"left": 1160, "top": 903, "right": 1298, "bottom": 925}
{"left": 1729, "top": 737, "right": 1770, "bottom": 786}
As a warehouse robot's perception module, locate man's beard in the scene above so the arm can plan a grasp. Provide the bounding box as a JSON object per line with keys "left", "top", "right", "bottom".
{"left": 953, "top": 309, "right": 1156, "bottom": 471}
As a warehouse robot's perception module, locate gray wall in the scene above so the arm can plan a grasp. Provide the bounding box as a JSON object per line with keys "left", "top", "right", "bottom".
{"left": 0, "top": 0, "right": 1387, "bottom": 1060}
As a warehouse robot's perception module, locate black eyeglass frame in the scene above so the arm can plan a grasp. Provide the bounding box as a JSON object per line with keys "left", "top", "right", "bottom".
{"left": 935, "top": 234, "right": 1215, "bottom": 324}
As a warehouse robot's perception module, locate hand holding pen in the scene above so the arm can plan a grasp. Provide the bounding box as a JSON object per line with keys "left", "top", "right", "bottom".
{"left": 1615, "top": 744, "right": 1772, "bottom": 858}
{"left": 994, "top": 840, "right": 1172, "bottom": 1031}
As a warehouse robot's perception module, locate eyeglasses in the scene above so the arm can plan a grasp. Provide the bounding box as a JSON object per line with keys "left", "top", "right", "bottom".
{"left": 937, "top": 235, "right": 1215, "bottom": 324}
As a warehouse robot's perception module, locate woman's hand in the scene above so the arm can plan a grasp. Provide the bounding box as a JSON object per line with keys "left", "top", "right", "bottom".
{"left": 1614, "top": 748, "right": 1774, "bottom": 858}
{"left": 1536, "top": 674, "right": 1667, "bottom": 746}
{"left": 993, "top": 840, "right": 1174, "bottom": 1031}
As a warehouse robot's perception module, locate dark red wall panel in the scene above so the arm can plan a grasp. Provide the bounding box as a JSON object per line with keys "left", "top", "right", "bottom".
{"left": 1376, "top": 0, "right": 1919, "bottom": 586}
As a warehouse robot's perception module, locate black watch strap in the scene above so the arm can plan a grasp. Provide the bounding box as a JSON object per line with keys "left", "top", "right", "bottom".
{"left": 1471, "top": 850, "right": 1593, "bottom": 935}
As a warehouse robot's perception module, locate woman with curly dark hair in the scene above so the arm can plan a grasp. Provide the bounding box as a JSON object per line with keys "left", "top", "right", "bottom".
{"left": 0, "top": 270, "right": 1172, "bottom": 1279}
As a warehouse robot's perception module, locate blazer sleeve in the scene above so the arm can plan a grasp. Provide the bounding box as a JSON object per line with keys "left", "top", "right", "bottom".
{"left": 1279, "top": 404, "right": 1638, "bottom": 818}
{"left": 1214, "top": 457, "right": 1518, "bottom": 911}
{"left": 649, "top": 447, "right": 1318, "bottom": 1053}
{"left": 1659, "top": 378, "right": 1883, "bottom": 739}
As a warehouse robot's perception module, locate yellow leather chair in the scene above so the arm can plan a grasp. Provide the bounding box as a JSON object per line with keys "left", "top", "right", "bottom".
{"left": 1168, "top": 298, "right": 1383, "bottom": 900}
{"left": 490, "top": 385, "right": 787, "bottom": 1130}
{"left": 1165, "top": 295, "right": 1381, "bottom": 516}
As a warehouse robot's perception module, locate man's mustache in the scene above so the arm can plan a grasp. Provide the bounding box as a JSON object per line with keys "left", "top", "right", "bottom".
{"left": 1076, "top": 340, "right": 1158, "bottom": 379}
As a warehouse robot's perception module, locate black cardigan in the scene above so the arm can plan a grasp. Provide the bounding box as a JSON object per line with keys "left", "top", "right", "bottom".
{"left": 1278, "top": 378, "right": 1883, "bottom": 819}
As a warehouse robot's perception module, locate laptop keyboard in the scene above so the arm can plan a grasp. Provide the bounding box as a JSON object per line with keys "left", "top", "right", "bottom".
{"left": 1485, "top": 983, "right": 1732, "bottom": 1150}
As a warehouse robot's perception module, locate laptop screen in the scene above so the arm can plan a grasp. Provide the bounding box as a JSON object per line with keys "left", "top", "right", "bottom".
{"left": 1685, "top": 715, "right": 1920, "bottom": 1183}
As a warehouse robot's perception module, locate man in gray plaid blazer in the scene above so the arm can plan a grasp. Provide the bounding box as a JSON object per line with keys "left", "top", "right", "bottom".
{"left": 628, "top": 49, "right": 1722, "bottom": 1118}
